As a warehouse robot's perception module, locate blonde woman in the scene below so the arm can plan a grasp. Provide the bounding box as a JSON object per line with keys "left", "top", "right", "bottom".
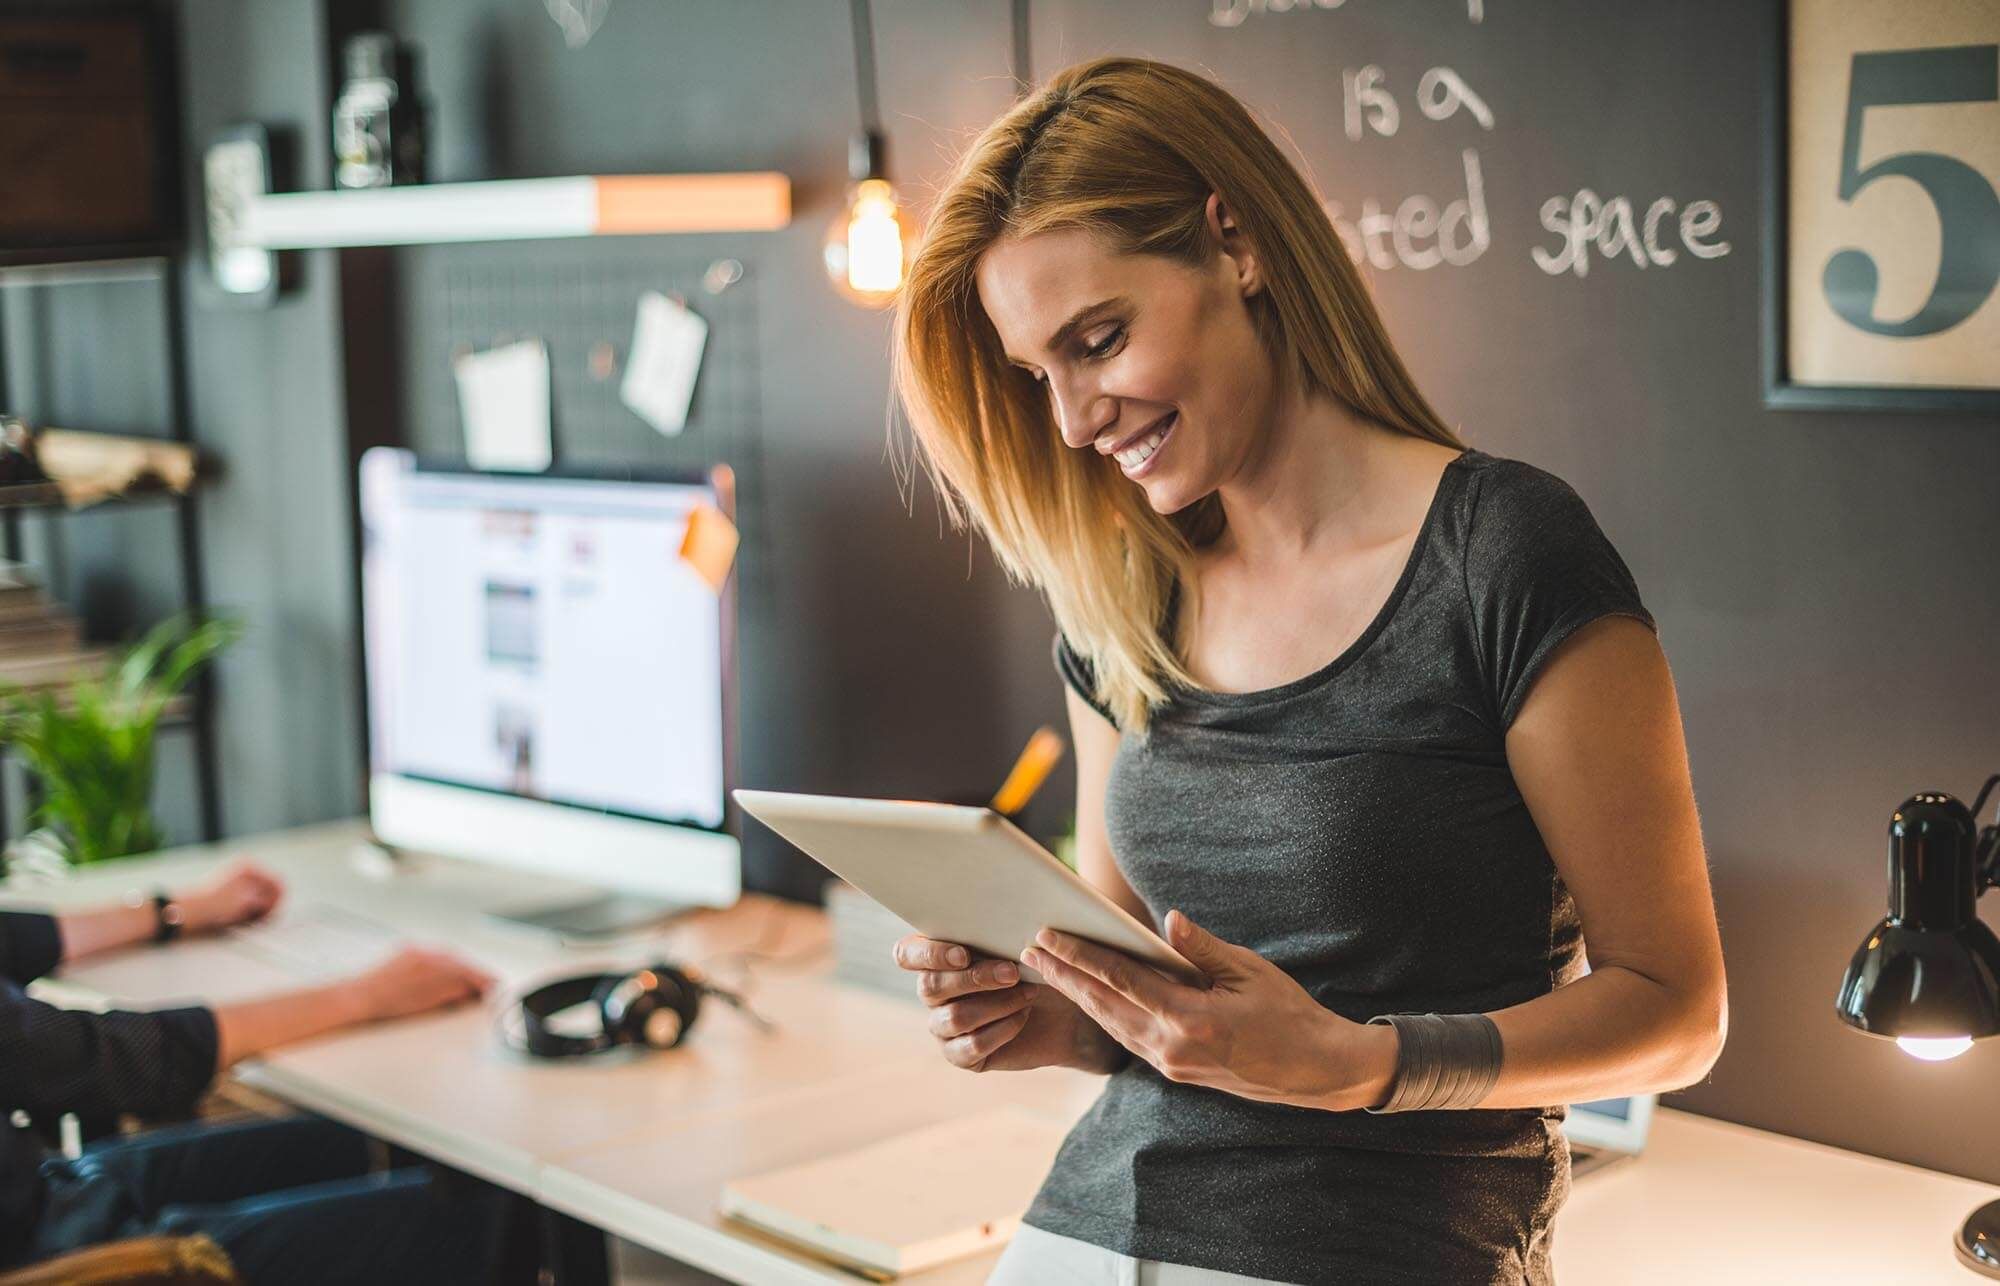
{"left": 889, "top": 56, "right": 1726, "bottom": 1285}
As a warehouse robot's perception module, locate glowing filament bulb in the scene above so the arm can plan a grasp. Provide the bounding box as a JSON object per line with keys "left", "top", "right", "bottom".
{"left": 1896, "top": 1035, "right": 1974, "bottom": 1062}
{"left": 845, "top": 179, "right": 904, "bottom": 294}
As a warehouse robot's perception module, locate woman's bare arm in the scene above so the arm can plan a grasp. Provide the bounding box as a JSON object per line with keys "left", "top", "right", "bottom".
{"left": 1066, "top": 687, "right": 1153, "bottom": 926}
{"left": 1473, "top": 615, "right": 1728, "bottom": 1107}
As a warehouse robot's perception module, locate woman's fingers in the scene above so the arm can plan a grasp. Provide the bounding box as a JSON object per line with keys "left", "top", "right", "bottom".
{"left": 944, "top": 1006, "right": 1033, "bottom": 1071}
{"left": 892, "top": 936, "right": 1021, "bottom": 1004}
{"left": 927, "top": 982, "right": 1036, "bottom": 1040}
{"left": 893, "top": 935, "right": 970, "bottom": 970}
{"left": 916, "top": 958, "right": 1020, "bottom": 1004}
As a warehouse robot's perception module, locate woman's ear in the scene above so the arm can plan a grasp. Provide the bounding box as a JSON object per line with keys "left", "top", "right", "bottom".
{"left": 1205, "top": 191, "right": 1262, "bottom": 297}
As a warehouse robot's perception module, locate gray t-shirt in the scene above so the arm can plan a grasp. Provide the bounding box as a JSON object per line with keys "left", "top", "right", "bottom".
{"left": 1025, "top": 447, "right": 1656, "bottom": 1285}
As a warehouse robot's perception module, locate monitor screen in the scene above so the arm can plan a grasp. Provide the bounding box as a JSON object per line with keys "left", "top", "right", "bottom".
{"left": 360, "top": 451, "right": 727, "bottom": 832}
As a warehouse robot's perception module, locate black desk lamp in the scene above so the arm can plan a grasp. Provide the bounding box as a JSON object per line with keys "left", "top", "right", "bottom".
{"left": 1835, "top": 777, "right": 2000, "bottom": 1276}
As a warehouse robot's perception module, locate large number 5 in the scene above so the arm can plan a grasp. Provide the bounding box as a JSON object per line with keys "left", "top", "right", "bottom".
{"left": 1822, "top": 45, "right": 2000, "bottom": 337}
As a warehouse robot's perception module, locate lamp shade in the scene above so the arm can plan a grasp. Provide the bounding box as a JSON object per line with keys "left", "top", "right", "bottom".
{"left": 1835, "top": 792, "right": 2000, "bottom": 1040}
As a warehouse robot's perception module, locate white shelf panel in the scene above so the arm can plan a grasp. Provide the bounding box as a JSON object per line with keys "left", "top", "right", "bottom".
{"left": 240, "top": 173, "right": 791, "bottom": 248}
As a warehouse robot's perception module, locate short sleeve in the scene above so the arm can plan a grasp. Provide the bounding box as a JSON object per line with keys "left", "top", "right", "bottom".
{"left": 0, "top": 910, "right": 62, "bottom": 985}
{"left": 1462, "top": 461, "right": 1657, "bottom": 731}
{"left": 1053, "top": 632, "right": 1118, "bottom": 728}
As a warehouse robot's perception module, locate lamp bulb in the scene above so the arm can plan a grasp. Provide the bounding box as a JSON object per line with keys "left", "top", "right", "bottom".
{"left": 824, "top": 178, "right": 909, "bottom": 308}
{"left": 1896, "top": 1035, "right": 1974, "bottom": 1061}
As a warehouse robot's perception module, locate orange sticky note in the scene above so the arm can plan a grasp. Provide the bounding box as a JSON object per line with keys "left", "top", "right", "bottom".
{"left": 679, "top": 503, "right": 739, "bottom": 592}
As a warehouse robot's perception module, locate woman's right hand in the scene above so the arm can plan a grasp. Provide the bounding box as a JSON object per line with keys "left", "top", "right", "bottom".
{"left": 893, "top": 935, "right": 1127, "bottom": 1075}
{"left": 341, "top": 946, "right": 493, "bottom": 1024}
{"left": 214, "top": 946, "right": 495, "bottom": 1072}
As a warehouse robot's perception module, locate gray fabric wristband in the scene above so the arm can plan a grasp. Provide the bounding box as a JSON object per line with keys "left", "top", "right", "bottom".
{"left": 1361, "top": 1012, "right": 1504, "bottom": 1113}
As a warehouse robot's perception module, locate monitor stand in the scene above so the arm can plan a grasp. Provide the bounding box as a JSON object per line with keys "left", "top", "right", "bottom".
{"left": 495, "top": 893, "right": 698, "bottom": 940}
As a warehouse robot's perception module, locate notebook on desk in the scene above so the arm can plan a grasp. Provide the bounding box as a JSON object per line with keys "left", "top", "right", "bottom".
{"left": 717, "top": 1107, "right": 1072, "bottom": 1280}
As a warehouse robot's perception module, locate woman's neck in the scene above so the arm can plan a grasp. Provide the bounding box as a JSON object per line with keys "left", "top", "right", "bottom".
{"left": 1210, "top": 385, "right": 1418, "bottom": 574}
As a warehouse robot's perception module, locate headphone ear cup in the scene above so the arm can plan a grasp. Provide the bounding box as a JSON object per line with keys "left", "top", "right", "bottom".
{"left": 596, "top": 965, "right": 703, "bottom": 1050}
{"left": 655, "top": 965, "right": 703, "bottom": 1046}
{"left": 514, "top": 974, "right": 616, "bottom": 1059}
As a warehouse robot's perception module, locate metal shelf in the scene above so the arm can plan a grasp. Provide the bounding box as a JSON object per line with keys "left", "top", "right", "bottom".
{"left": 0, "top": 256, "right": 223, "bottom": 848}
{"left": 0, "top": 475, "right": 200, "bottom": 512}
{"left": 239, "top": 173, "right": 793, "bottom": 249}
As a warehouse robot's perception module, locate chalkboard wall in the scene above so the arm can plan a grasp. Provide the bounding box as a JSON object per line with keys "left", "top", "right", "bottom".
{"left": 17, "top": 0, "right": 1998, "bottom": 1189}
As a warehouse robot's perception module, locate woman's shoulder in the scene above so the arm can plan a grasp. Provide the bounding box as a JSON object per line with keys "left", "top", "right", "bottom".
{"left": 1450, "top": 447, "right": 1609, "bottom": 551}
{"left": 1448, "top": 447, "right": 1647, "bottom": 621}
{"left": 1454, "top": 447, "right": 1583, "bottom": 510}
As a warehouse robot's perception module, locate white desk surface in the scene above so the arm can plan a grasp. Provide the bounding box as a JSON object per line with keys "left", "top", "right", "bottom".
{"left": 7, "top": 821, "right": 1994, "bottom": 1284}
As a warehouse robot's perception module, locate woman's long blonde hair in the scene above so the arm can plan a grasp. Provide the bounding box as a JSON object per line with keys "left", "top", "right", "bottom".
{"left": 892, "top": 56, "right": 1462, "bottom": 735}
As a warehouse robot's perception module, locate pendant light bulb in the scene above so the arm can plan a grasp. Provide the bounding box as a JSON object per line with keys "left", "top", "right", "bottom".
{"left": 824, "top": 131, "right": 909, "bottom": 308}
{"left": 1896, "top": 1034, "right": 1975, "bottom": 1061}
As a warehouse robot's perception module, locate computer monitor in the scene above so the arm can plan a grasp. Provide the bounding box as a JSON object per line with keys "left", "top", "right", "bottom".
{"left": 1566, "top": 1094, "right": 1655, "bottom": 1147}
{"left": 358, "top": 448, "right": 740, "bottom": 932}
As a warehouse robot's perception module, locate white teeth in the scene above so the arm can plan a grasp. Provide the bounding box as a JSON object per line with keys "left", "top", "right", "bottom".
{"left": 1114, "top": 417, "right": 1173, "bottom": 469}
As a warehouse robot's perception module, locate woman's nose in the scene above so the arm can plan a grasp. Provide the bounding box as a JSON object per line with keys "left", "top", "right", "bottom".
{"left": 1052, "top": 383, "right": 1115, "bottom": 451}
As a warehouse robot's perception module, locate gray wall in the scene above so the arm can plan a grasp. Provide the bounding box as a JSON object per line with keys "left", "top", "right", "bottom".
{"left": 16, "top": 0, "right": 1998, "bottom": 1186}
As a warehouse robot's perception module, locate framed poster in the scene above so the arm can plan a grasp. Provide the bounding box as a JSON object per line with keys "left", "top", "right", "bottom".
{"left": 1765, "top": 0, "right": 2000, "bottom": 411}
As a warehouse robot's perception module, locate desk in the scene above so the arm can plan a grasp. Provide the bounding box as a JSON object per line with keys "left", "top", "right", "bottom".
{"left": 6, "top": 821, "right": 1994, "bottom": 1284}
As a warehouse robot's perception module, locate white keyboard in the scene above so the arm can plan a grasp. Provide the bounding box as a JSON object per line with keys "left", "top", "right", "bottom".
{"left": 225, "top": 904, "right": 405, "bottom": 980}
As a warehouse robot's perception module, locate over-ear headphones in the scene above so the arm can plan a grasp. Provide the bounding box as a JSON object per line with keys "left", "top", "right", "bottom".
{"left": 504, "top": 962, "right": 707, "bottom": 1059}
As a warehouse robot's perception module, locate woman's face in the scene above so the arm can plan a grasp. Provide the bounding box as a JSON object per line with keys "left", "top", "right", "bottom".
{"left": 973, "top": 198, "right": 1277, "bottom": 515}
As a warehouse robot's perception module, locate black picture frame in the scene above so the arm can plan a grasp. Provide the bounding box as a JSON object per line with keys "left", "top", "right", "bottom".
{"left": 1762, "top": 0, "right": 2000, "bottom": 414}
{"left": 0, "top": 0, "right": 183, "bottom": 269}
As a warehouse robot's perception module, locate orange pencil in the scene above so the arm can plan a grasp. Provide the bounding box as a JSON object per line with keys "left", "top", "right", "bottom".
{"left": 991, "top": 725, "right": 1067, "bottom": 816}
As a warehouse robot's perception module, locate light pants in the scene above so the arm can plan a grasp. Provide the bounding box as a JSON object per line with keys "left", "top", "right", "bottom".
{"left": 988, "top": 1223, "right": 1296, "bottom": 1285}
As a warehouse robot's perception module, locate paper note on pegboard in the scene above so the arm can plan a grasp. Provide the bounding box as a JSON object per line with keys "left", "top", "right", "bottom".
{"left": 621, "top": 291, "right": 708, "bottom": 436}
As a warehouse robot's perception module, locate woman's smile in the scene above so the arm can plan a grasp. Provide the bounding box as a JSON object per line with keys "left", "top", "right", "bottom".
{"left": 1113, "top": 410, "right": 1178, "bottom": 478}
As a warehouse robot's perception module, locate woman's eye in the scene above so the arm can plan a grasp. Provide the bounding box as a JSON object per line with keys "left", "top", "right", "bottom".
{"left": 1085, "top": 326, "right": 1125, "bottom": 359}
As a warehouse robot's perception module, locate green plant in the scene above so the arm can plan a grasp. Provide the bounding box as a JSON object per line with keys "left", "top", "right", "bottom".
{"left": 0, "top": 612, "right": 241, "bottom": 866}
{"left": 1051, "top": 810, "right": 1079, "bottom": 872}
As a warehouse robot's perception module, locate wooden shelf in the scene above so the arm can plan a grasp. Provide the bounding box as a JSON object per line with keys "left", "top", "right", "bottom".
{"left": 240, "top": 173, "right": 792, "bottom": 249}
{"left": 0, "top": 244, "right": 176, "bottom": 273}
{"left": 0, "top": 476, "right": 196, "bottom": 512}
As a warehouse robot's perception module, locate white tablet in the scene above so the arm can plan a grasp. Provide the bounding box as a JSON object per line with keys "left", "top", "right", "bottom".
{"left": 733, "top": 789, "right": 1204, "bottom": 988}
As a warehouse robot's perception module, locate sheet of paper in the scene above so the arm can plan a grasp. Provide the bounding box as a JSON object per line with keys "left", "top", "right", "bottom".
{"left": 679, "top": 503, "right": 739, "bottom": 593}
{"left": 621, "top": 291, "right": 708, "bottom": 436}
{"left": 454, "top": 340, "right": 552, "bottom": 472}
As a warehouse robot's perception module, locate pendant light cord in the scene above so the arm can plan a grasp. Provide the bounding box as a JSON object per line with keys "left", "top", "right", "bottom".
{"left": 848, "top": 0, "right": 882, "bottom": 137}
{"left": 1011, "top": 0, "right": 1032, "bottom": 99}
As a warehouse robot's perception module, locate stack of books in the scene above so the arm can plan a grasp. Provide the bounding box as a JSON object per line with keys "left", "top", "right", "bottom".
{"left": 826, "top": 878, "right": 924, "bottom": 1003}
{"left": 0, "top": 563, "right": 106, "bottom": 694}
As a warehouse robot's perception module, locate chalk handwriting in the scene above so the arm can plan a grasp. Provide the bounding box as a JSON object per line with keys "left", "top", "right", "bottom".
{"left": 1325, "top": 149, "right": 1490, "bottom": 270}
{"left": 1343, "top": 65, "right": 1490, "bottom": 140}
{"left": 1531, "top": 192, "right": 1731, "bottom": 276}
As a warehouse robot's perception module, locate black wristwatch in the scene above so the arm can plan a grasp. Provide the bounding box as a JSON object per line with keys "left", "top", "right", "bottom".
{"left": 150, "top": 892, "right": 185, "bottom": 944}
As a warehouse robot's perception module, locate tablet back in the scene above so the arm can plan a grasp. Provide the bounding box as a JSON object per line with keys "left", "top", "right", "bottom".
{"left": 733, "top": 790, "right": 1204, "bottom": 987}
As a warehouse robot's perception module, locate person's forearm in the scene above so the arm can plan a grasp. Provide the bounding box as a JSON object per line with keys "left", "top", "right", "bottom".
{"left": 55, "top": 901, "right": 160, "bottom": 963}
{"left": 1303, "top": 966, "right": 1724, "bottom": 1113}
{"left": 1476, "top": 965, "right": 1725, "bottom": 1109}
{"left": 212, "top": 982, "right": 369, "bottom": 1073}
{"left": 1073, "top": 1018, "right": 1131, "bottom": 1075}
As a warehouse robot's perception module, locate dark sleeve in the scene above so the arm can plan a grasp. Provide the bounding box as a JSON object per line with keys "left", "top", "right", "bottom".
{"left": 0, "top": 910, "right": 63, "bottom": 985}
{"left": 1462, "top": 460, "right": 1658, "bottom": 731}
{"left": 0, "top": 979, "right": 218, "bottom": 1120}
{"left": 1053, "top": 632, "right": 1119, "bottom": 728}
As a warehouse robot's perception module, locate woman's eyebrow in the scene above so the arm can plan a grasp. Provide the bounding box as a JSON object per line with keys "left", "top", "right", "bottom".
{"left": 1005, "top": 296, "right": 1132, "bottom": 367}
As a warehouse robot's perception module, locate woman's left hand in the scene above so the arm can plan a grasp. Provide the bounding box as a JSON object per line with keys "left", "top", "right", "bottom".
{"left": 1022, "top": 910, "right": 1397, "bottom": 1112}
{"left": 176, "top": 859, "right": 285, "bottom": 935}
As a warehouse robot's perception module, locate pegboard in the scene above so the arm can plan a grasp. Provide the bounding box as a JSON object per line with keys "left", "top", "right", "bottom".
{"left": 399, "top": 244, "right": 767, "bottom": 597}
